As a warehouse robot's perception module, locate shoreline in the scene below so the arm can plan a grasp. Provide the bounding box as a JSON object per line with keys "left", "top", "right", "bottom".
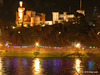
{"left": 0, "top": 51, "right": 93, "bottom": 58}
{"left": 0, "top": 47, "right": 100, "bottom": 57}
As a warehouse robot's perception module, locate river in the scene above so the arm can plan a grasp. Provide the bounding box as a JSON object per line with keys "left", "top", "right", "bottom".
{"left": 0, "top": 57, "right": 99, "bottom": 75}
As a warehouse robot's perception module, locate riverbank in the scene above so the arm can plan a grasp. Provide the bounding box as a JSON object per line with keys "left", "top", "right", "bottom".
{"left": 1, "top": 52, "right": 89, "bottom": 57}
{"left": 0, "top": 47, "right": 100, "bottom": 57}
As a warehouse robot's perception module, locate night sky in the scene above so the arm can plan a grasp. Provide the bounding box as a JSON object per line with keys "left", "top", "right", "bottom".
{"left": 0, "top": 0, "right": 100, "bottom": 22}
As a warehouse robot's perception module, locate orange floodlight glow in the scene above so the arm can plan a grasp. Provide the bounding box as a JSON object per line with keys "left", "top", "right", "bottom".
{"left": 19, "top": 1, "right": 23, "bottom": 7}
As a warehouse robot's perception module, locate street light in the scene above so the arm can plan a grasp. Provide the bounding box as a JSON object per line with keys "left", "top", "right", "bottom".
{"left": 74, "top": 43, "right": 81, "bottom": 54}
{"left": 59, "top": 32, "right": 61, "bottom": 34}
{"left": 36, "top": 42, "right": 39, "bottom": 47}
{"left": 75, "top": 43, "right": 81, "bottom": 48}
{"left": 18, "top": 31, "right": 21, "bottom": 34}
{"left": 34, "top": 43, "right": 40, "bottom": 57}
{"left": 12, "top": 26, "right": 16, "bottom": 29}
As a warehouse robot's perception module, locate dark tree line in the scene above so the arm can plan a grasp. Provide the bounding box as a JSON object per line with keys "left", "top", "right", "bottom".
{"left": 0, "top": 13, "right": 100, "bottom": 47}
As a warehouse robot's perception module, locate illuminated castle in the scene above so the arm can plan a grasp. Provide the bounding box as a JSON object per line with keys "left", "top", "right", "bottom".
{"left": 16, "top": 0, "right": 85, "bottom": 26}
{"left": 52, "top": 0, "right": 85, "bottom": 24}
{"left": 16, "top": 1, "right": 45, "bottom": 27}
{"left": 52, "top": 12, "right": 75, "bottom": 24}
{"left": 52, "top": 11, "right": 85, "bottom": 24}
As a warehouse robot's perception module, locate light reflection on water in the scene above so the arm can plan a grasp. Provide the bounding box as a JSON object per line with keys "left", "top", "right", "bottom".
{"left": 88, "top": 61, "right": 95, "bottom": 70}
{"left": 34, "top": 58, "right": 40, "bottom": 72}
{"left": 0, "top": 57, "right": 99, "bottom": 75}
{"left": 74, "top": 58, "right": 83, "bottom": 75}
{"left": 0, "top": 58, "right": 2, "bottom": 75}
{"left": 75, "top": 58, "right": 81, "bottom": 73}
{"left": 33, "top": 58, "right": 43, "bottom": 75}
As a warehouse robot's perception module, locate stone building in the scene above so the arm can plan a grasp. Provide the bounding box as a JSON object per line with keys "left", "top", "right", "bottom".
{"left": 52, "top": 12, "right": 75, "bottom": 24}
{"left": 16, "top": 1, "right": 45, "bottom": 27}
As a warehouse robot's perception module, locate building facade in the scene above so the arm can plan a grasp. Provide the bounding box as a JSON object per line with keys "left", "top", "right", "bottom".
{"left": 16, "top": 1, "right": 46, "bottom": 27}
{"left": 16, "top": 1, "right": 85, "bottom": 26}
{"left": 52, "top": 12, "right": 75, "bottom": 24}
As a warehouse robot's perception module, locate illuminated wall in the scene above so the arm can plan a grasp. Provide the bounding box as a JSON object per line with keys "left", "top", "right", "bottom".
{"left": 45, "top": 21, "right": 53, "bottom": 25}
{"left": 76, "top": 10, "right": 85, "bottom": 16}
{"left": 52, "top": 12, "right": 59, "bottom": 24}
{"left": 63, "top": 12, "right": 67, "bottom": 20}
{"left": 41, "top": 13, "right": 45, "bottom": 22}
{"left": 26, "top": 10, "right": 36, "bottom": 17}
{"left": 18, "top": 8, "right": 25, "bottom": 22}
{"left": 52, "top": 12, "right": 75, "bottom": 24}
{"left": 66, "top": 14, "right": 74, "bottom": 19}
{"left": 35, "top": 16, "right": 41, "bottom": 25}
{"left": 31, "top": 17, "right": 35, "bottom": 26}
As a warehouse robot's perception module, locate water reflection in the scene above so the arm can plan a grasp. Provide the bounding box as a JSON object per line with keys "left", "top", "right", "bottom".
{"left": 88, "top": 61, "right": 95, "bottom": 70}
{"left": 22, "top": 59, "right": 27, "bottom": 67}
{"left": 34, "top": 58, "right": 40, "bottom": 72}
{"left": 0, "top": 58, "right": 2, "bottom": 75}
{"left": 0, "top": 57, "right": 98, "bottom": 75}
{"left": 74, "top": 58, "right": 82, "bottom": 75}
{"left": 33, "top": 58, "right": 43, "bottom": 75}
{"left": 75, "top": 58, "right": 81, "bottom": 73}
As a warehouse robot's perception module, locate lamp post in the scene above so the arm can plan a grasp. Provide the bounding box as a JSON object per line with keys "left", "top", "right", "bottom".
{"left": 75, "top": 43, "right": 81, "bottom": 48}
{"left": 36, "top": 43, "right": 39, "bottom": 47}
{"left": 34, "top": 42, "right": 40, "bottom": 57}
{"left": 35, "top": 42, "right": 39, "bottom": 52}
{"left": 75, "top": 43, "right": 81, "bottom": 54}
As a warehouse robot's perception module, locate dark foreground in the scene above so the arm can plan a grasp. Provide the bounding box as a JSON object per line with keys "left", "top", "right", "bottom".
{"left": 0, "top": 56, "right": 100, "bottom": 75}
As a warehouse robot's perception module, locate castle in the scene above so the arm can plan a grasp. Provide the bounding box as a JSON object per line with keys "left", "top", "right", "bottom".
{"left": 16, "top": 1, "right": 85, "bottom": 27}
{"left": 16, "top": 1, "right": 46, "bottom": 27}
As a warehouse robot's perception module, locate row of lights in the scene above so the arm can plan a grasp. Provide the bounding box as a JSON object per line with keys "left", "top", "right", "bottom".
{"left": 0, "top": 42, "right": 96, "bottom": 49}
{"left": 12, "top": 45, "right": 95, "bottom": 49}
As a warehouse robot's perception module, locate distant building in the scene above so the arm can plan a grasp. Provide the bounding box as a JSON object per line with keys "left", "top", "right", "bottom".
{"left": 16, "top": 1, "right": 46, "bottom": 27}
{"left": 52, "top": 12, "right": 74, "bottom": 24}
{"left": 76, "top": 10, "right": 85, "bottom": 16}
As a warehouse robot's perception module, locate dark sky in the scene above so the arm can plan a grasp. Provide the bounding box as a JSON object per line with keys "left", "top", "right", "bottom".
{"left": 0, "top": 0, "right": 100, "bottom": 22}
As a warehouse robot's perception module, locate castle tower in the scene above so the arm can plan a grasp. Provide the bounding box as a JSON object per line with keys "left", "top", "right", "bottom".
{"left": 17, "top": 1, "right": 25, "bottom": 27}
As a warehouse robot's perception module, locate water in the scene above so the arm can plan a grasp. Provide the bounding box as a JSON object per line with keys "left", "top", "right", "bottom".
{"left": 0, "top": 57, "right": 99, "bottom": 75}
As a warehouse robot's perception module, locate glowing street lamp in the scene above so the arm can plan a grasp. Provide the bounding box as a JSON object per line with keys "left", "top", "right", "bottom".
{"left": 18, "top": 31, "right": 20, "bottom": 34}
{"left": 36, "top": 43, "right": 39, "bottom": 47}
{"left": 59, "top": 32, "right": 61, "bottom": 34}
{"left": 75, "top": 43, "right": 81, "bottom": 48}
{"left": 12, "top": 26, "right": 16, "bottom": 29}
